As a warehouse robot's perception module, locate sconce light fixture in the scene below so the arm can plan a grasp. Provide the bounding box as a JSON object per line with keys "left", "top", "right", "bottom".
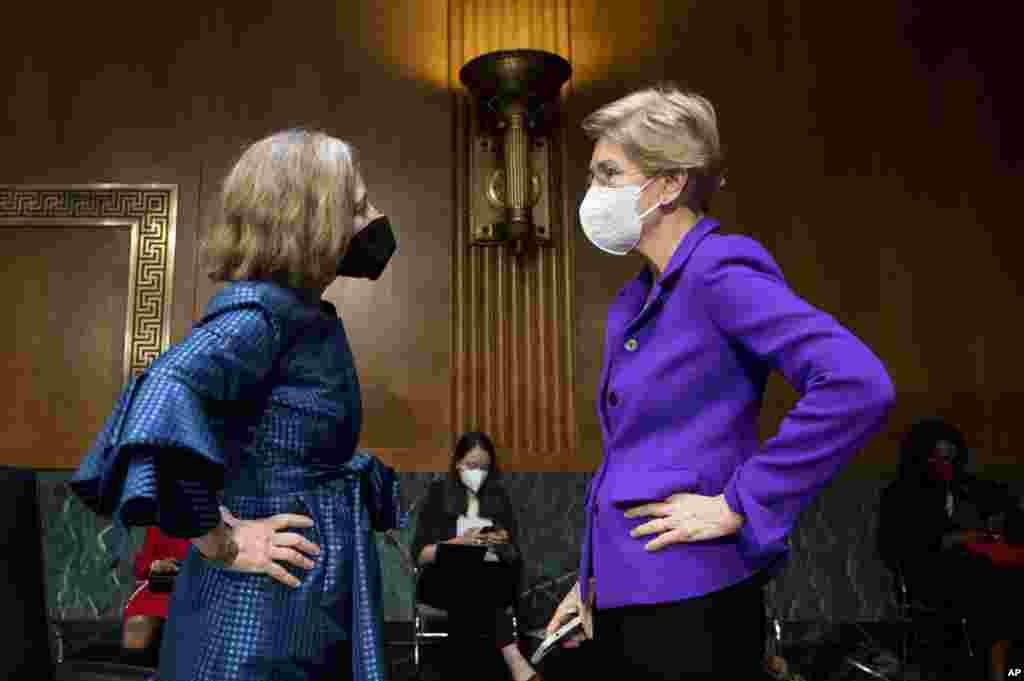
{"left": 459, "top": 49, "right": 571, "bottom": 255}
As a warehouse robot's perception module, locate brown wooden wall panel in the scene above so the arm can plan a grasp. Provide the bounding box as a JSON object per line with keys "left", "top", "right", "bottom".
{"left": 1, "top": 184, "right": 180, "bottom": 469}
{"left": 565, "top": 0, "right": 1024, "bottom": 473}
{"left": 2, "top": 1, "right": 1021, "bottom": 472}
{"left": 185, "top": 2, "right": 456, "bottom": 471}
{"left": 0, "top": 7, "right": 203, "bottom": 349}
{"left": 0, "top": 226, "right": 129, "bottom": 468}
{"left": 1, "top": 1, "right": 455, "bottom": 470}
{"left": 747, "top": 1, "right": 1020, "bottom": 469}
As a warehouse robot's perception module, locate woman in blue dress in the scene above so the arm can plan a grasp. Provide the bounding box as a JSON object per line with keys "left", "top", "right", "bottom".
{"left": 71, "top": 129, "right": 401, "bottom": 681}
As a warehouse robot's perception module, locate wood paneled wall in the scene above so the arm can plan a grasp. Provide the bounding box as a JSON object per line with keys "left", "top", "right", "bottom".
{"left": 0, "top": 226, "right": 129, "bottom": 468}
{"left": 1, "top": 1, "right": 455, "bottom": 470}
{"left": 2, "top": 1, "right": 1021, "bottom": 472}
{"left": 566, "top": 0, "right": 1024, "bottom": 471}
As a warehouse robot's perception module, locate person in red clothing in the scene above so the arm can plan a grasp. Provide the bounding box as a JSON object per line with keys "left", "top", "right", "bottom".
{"left": 879, "top": 418, "right": 1024, "bottom": 681}
{"left": 122, "top": 527, "right": 191, "bottom": 663}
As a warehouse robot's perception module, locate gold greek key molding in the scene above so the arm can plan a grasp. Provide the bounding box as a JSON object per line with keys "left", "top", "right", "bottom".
{"left": 0, "top": 184, "right": 178, "bottom": 385}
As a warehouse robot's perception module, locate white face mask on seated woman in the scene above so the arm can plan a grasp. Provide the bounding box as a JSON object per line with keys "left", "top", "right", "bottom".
{"left": 456, "top": 444, "right": 492, "bottom": 494}
{"left": 459, "top": 468, "right": 487, "bottom": 494}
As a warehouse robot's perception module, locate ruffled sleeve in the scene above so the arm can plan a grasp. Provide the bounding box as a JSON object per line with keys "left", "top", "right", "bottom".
{"left": 71, "top": 296, "right": 285, "bottom": 539}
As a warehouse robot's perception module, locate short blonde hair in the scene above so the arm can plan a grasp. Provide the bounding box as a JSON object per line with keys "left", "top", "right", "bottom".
{"left": 582, "top": 83, "right": 724, "bottom": 211}
{"left": 202, "top": 129, "right": 359, "bottom": 291}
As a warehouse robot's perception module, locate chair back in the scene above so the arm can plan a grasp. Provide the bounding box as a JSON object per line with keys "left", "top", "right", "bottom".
{"left": 892, "top": 565, "right": 910, "bottom": 618}
{"left": 0, "top": 466, "right": 55, "bottom": 681}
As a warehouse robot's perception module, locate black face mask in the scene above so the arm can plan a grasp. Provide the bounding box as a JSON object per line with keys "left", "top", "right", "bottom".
{"left": 337, "top": 216, "right": 396, "bottom": 280}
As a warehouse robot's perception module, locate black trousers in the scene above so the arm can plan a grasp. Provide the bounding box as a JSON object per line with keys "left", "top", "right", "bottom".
{"left": 908, "top": 549, "right": 1024, "bottom": 642}
{"left": 592, "top": 575, "right": 769, "bottom": 680}
{"left": 418, "top": 560, "right": 519, "bottom": 648}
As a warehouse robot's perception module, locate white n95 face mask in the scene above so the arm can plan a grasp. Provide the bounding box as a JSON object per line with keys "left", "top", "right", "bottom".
{"left": 459, "top": 468, "right": 487, "bottom": 494}
{"left": 579, "top": 176, "right": 661, "bottom": 255}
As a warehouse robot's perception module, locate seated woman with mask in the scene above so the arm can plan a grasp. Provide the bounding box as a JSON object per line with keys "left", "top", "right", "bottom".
{"left": 879, "top": 417, "right": 1024, "bottom": 681}
{"left": 412, "top": 431, "right": 542, "bottom": 681}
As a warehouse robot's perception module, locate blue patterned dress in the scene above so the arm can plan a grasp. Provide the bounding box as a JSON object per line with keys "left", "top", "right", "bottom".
{"left": 71, "top": 281, "right": 400, "bottom": 681}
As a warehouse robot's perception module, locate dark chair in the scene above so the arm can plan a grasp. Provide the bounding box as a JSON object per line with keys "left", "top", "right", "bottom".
{"left": 381, "top": 526, "right": 522, "bottom": 677}
{"left": 411, "top": 564, "right": 450, "bottom": 672}
{"left": 892, "top": 565, "right": 975, "bottom": 678}
{"left": 1, "top": 465, "right": 156, "bottom": 681}
{"left": 54, "top": 660, "right": 157, "bottom": 681}
{"left": 2, "top": 465, "right": 57, "bottom": 681}
{"left": 411, "top": 562, "right": 520, "bottom": 677}
{"left": 839, "top": 623, "right": 902, "bottom": 681}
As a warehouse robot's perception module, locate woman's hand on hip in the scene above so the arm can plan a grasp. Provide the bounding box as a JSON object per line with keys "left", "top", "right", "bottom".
{"left": 624, "top": 493, "right": 745, "bottom": 551}
{"left": 209, "top": 506, "right": 321, "bottom": 588}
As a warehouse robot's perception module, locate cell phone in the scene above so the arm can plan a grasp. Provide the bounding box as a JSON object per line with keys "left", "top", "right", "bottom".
{"left": 148, "top": 573, "right": 176, "bottom": 593}
{"left": 531, "top": 614, "right": 582, "bottom": 665}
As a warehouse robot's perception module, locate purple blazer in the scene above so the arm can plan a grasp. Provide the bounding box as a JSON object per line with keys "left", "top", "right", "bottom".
{"left": 579, "top": 218, "right": 895, "bottom": 609}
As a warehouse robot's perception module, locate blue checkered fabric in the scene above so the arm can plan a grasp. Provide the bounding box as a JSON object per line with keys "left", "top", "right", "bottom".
{"left": 71, "top": 281, "right": 401, "bottom": 681}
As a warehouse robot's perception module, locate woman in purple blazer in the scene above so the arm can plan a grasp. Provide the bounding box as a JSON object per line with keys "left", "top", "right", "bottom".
{"left": 544, "top": 85, "right": 895, "bottom": 679}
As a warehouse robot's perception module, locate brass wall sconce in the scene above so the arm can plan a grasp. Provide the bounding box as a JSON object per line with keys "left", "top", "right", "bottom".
{"left": 459, "top": 50, "right": 571, "bottom": 254}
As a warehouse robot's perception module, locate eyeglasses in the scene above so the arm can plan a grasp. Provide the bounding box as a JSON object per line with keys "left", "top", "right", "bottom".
{"left": 585, "top": 169, "right": 654, "bottom": 189}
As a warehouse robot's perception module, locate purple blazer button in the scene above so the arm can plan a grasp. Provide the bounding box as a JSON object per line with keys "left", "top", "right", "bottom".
{"left": 608, "top": 391, "right": 619, "bottom": 406}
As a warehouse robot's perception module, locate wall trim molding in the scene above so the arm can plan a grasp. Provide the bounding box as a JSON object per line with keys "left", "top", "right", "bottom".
{"left": 0, "top": 184, "right": 178, "bottom": 386}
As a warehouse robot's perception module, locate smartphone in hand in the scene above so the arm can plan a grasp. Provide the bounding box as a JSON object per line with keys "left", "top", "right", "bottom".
{"left": 531, "top": 615, "right": 583, "bottom": 664}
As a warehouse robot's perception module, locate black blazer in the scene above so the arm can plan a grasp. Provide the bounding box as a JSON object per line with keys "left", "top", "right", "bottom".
{"left": 878, "top": 474, "right": 1017, "bottom": 573}
{"left": 412, "top": 478, "right": 521, "bottom": 567}
{"left": 878, "top": 479, "right": 957, "bottom": 573}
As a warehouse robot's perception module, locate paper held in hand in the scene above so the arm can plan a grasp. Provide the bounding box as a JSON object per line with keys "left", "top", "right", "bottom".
{"left": 530, "top": 614, "right": 583, "bottom": 665}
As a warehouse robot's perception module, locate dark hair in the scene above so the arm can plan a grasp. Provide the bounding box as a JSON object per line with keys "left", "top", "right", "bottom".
{"left": 898, "top": 417, "right": 968, "bottom": 482}
{"left": 447, "top": 431, "right": 499, "bottom": 482}
{"left": 442, "top": 431, "right": 505, "bottom": 517}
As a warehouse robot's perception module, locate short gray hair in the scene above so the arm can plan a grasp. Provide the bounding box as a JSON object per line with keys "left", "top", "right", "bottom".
{"left": 582, "top": 83, "right": 724, "bottom": 211}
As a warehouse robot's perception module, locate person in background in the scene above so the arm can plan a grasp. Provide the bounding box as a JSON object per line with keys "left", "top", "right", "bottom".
{"left": 879, "top": 417, "right": 1024, "bottom": 681}
{"left": 412, "top": 431, "right": 542, "bottom": 681}
{"left": 71, "top": 129, "right": 401, "bottom": 681}
{"left": 544, "top": 83, "right": 895, "bottom": 679}
{"left": 121, "top": 527, "right": 191, "bottom": 666}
